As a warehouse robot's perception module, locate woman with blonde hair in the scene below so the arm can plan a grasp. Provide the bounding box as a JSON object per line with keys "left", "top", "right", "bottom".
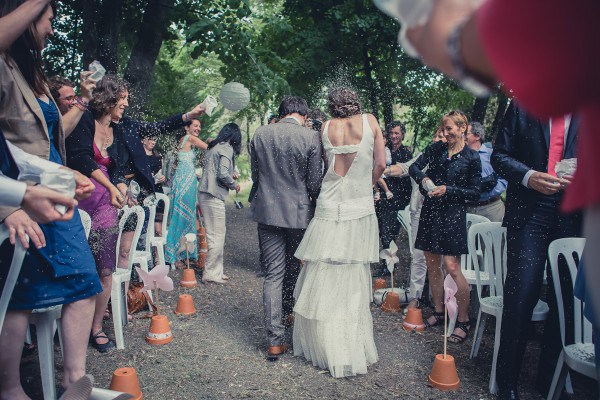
{"left": 409, "top": 110, "right": 482, "bottom": 343}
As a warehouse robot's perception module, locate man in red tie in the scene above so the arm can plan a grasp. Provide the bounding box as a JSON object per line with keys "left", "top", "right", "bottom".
{"left": 491, "top": 102, "right": 582, "bottom": 399}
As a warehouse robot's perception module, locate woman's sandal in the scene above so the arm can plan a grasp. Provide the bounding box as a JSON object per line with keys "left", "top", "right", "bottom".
{"left": 424, "top": 309, "right": 445, "bottom": 328}
{"left": 89, "top": 330, "right": 116, "bottom": 353}
{"left": 448, "top": 320, "right": 471, "bottom": 344}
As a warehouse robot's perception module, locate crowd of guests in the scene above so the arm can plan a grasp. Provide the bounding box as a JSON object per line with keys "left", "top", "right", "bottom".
{"left": 0, "top": 1, "right": 592, "bottom": 400}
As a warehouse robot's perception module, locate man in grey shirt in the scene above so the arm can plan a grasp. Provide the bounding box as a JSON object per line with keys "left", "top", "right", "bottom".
{"left": 249, "top": 96, "right": 323, "bottom": 358}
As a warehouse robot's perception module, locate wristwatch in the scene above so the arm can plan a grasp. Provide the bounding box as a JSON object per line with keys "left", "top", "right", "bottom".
{"left": 447, "top": 19, "right": 493, "bottom": 98}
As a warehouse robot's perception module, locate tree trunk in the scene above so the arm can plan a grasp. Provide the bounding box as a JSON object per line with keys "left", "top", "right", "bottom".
{"left": 380, "top": 78, "right": 394, "bottom": 128}
{"left": 362, "top": 47, "right": 379, "bottom": 119}
{"left": 123, "top": 0, "right": 175, "bottom": 116}
{"left": 490, "top": 91, "right": 509, "bottom": 144}
{"left": 81, "top": 0, "right": 122, "bottom": 72}
{"left": 471, "top": 96, "right": 490, "bottom": 123}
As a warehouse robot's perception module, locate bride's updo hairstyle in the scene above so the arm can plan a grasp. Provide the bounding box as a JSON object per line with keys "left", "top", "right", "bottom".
{"left": 328, "top": 87, "right": 362, "bottom": 118}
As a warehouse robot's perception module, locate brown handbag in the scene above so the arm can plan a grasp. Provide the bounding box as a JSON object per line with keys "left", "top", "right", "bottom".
{"left": 127, "top": 282, "right": 148, "bottom": 314}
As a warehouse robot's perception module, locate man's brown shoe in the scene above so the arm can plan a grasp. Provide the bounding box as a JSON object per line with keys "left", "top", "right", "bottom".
{"left": 267, "top": 344, "right": 288, "bottom": 356}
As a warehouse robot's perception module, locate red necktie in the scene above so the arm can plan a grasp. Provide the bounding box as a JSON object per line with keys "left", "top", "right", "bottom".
{"left": 547, "top": 116, "right": 565, "bottom": 177}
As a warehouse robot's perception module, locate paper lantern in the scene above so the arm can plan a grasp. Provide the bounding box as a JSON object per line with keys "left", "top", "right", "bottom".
{"left": 219, "top": 82, "right": 250, "bottom": 112}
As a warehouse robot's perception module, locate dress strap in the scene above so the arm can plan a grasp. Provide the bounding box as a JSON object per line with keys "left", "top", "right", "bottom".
{"left": 179, "top": 135, "right": 190, "bottom": 150}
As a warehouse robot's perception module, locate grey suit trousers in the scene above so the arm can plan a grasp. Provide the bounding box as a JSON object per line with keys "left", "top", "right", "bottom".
{"left": 259, "top": 223, "right": 305, "bottom": 346}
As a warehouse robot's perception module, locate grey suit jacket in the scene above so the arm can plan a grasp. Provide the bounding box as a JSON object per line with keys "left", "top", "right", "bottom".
{"left": 249, "top": 118, "right": 323, "bottom": 229}
{"left": 0, "top": 55, "right": 65, "bottom": 221}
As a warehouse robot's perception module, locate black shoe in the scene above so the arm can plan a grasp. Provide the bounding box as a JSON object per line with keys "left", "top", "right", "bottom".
{"left": 498, "top": 388, "right": 520, "bottom": 400}
{"left": 89, "top": 330, "right": 116, "bottom": 353}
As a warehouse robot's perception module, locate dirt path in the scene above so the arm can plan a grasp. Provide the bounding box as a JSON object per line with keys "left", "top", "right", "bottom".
{"left": 22, "top": 205, "right": 596, "bottom": 399}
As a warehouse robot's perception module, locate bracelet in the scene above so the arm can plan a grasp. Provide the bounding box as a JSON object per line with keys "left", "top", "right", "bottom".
{"left": 73, "top": 101, "right": 86, "bottom": 111}
{"left": 446, "top": 20, "right": 492, "bottom": 98}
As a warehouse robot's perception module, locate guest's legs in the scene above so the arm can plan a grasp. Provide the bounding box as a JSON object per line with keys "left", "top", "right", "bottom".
{"left": 444, "top": 255, "right": 471, "bottom": 339}
{"left": 118, "top": 231, "right": 134, "bottom": 268}
{"left": 282, "top": 228, "right": 305, "bottom": 317}
{"left": 408, "top": 209, "right": 427, "bottom": 307}
{"left": 260, "top": 224, "right": 287, "bottom": 346}
{"left": 200, "top": 194, "right": 226, "bottom": 282}
{"left": 424, "top": 251, "right": 444, "bottom": 325}
{"left": 0, "top": 311, "right": 31, "bottom": 400}
{"left": 91, "top": 274, "right": 113, "bottom": 344}
{"left": 60, "top": 297, "right": 94, "bottom": 389}
{"left": 496, "top": 204, "right": 553, "bottom": 391}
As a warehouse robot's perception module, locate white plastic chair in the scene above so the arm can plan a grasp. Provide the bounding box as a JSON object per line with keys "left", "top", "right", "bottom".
{"left": 30, "top": 305, "right": 62, "bottom": 400}
{"left": 462, "top": 213, "right": 491, "bottom": 286}
{"left": 0, "top": 224, "right": 26, "bottom": 334}
{"left": 78, "top": 208, "right": 92, "bottom": 239}
{"left": 547, "top": 238, "right": 594, "bottom": 400}
{"left": 111, "top": 205, "right": 145, "bottom": 349}
{"left": 468, "top": 222, "right": 549, "bottom": 394}
{"left": 446, "top": 213, "right": 491, "bottom": 337}
{"left": 150, "top": 193, "right": 171, "bottom": 265}
{"left": 397, "top": 205, "right": 412, "bottom": 255}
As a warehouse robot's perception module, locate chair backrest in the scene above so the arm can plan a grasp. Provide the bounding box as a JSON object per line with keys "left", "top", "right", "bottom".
{"left": 155, "top": 193, "right": 170, "bottom": 237}
{"left": 142, "top": 196, "right": 157, "bottom": 252}
{"left": 78, "top": 209, "right": 92, "bottom": 239}
{"left": 116, "top": 205, "right": 145, "bottom": 272}
{"left": 0, "top": 224, "right": 27, "bottom": 334}
{"left": 462, "top": 213, "right": 491, "bottom": 273}
{"left": 548, "top": 237, "right": 589, "bottom": 346}
{"left": 468, "top": 222, "right": 506, "bottom": 298}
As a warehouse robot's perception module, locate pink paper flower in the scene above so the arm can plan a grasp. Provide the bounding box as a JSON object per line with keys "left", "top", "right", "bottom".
{"left": 444, "top": 274, "right": 458, "bottom": 322}
{"left": 136, "top": 264, "right": 174, "bottom": 293}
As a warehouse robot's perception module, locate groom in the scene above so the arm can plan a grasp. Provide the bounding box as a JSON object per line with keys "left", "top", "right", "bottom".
{"left": 249, "top": 96, "right": 323, "bottom": 358}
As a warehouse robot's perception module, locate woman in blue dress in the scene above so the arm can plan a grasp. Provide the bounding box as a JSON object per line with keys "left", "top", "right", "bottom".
{"left": 165, "top": 119, "right": 208, "bottom": 267}
{"left": 0, "top": 2, "right": 102, "bottom": 397}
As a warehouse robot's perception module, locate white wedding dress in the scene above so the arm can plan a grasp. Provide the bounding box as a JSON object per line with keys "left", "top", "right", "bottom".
{"left": 293, "top": 114, "right": 379, "bottom": 378}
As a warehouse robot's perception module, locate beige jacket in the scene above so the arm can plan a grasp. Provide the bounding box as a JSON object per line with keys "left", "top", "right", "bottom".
{"left": 0, "top": 54, "right": 65, "bottom": 221}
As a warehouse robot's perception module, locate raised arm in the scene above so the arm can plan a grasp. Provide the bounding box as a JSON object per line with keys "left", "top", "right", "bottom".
{"left": 0, "top": 0, "right": 51, "bottom": 53}
{"left": 370, "top": 115, "right": 386, "bottom": 186}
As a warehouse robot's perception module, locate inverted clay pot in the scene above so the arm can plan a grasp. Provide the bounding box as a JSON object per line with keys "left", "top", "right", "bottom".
{"left": 180, "top": 268, "right": 198, "bottom": 288}
{"left": 381, "top": 291, "right": 401, "bottom": 313}
{"left": 174, "top": 294, "right": 196, "bottom": 316}
{"left": 109, "top": 367, "right": 143, "bottom": 400}
{"left": 373, "top": 288, "right": 405, "bottom": 306}
{"left": 373, "top": 278, "right": 387, "bottom": 291}
{"left": 428, "top": 354, "right": 460, "bottom": 391}
{"left": 402, "top": 307, "right": 426, "bottom": 332}
{"left": 145, "top": 315, "right": 173, "bottom": 345}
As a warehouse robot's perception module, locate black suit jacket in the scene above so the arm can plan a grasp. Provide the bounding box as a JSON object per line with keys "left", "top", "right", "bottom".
{"left": 67, "top": 111, "right": 184, "bottom": 193}
{"left": 491, "top": 102, "right": 579, "bottom": 230}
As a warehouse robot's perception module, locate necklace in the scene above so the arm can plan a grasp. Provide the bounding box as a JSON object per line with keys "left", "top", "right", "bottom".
{"left": 95, "top": 120, "right": 112, "bottom": 152}
{"left": 447, "top": 142, "right": 465, "bottom": 158}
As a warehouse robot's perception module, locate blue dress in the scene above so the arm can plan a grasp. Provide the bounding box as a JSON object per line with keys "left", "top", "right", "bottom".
{"left": 0, "top": 99, "right": 101, "bottom": 310}
{"left": 166, "top": 135, "right": 198, "bottom": 263}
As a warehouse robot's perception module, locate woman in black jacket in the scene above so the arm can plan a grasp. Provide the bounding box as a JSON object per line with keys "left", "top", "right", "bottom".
{"left": 409, "top": 110, "right": 482, "bottom": 343}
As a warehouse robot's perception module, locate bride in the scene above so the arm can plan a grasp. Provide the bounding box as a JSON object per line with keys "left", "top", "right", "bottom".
{"left": 293, "top": 87, "right": 386, "bottom": 377}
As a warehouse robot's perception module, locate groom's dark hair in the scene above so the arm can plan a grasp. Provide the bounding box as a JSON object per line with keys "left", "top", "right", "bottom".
{"left": 278, "top": 96, "right": 309, "bottom": 118}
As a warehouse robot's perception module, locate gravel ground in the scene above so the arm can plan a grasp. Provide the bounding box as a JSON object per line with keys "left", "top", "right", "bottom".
{"left": 20, "top": 204, "right": 597, "bottom": 399}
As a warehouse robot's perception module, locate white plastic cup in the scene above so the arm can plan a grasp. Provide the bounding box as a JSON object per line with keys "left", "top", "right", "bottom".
{"left": 201, "top": 95, "right": 218, "bottom": 117}
{"left": 89, "top": 60, "right": 106, "bottom": 82}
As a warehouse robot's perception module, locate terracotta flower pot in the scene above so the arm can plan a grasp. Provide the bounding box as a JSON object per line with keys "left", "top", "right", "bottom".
{"left": 197, "top": 252, "right": 207, "bottom": 270}
{"left": 180, "top": 268, "right": 198, "bottom": 288}
{"left": 373, "top": 278, "right": 387, "bottom": 291}
{"left": 381, "top": 291, "right": 401, "bottom": 313}
{"left": 174, "top": 294, "right": 196, "bottom": 316}
{"left": 402, "top": 307, "right": 426, "bottom": 332}
{"left": 146, "top": 315, "right": 173, "bottom": 345}
{"left": 429, "top": 354, "right": 460, "bottom": 391}
{"left": 109, "top": 367, "right": 143, "bottom": 400}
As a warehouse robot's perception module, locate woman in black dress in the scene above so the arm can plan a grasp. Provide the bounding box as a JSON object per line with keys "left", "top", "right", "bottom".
{"left": 142, "top": 136, "right": 166, "bottom": 235}
{"left": 409, "top": 110, "right": 482, "bottom": 343}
